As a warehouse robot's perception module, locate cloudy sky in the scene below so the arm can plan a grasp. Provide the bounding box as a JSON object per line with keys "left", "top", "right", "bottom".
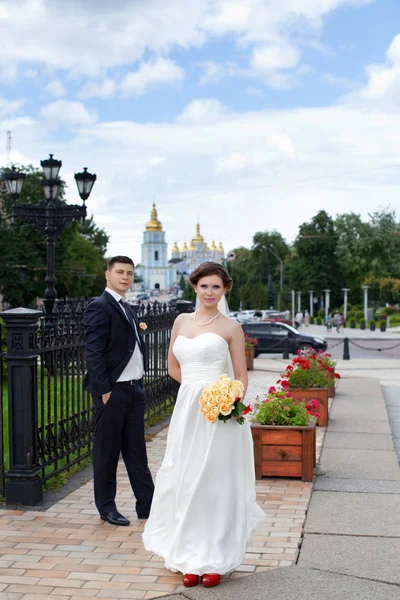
{"left": 1, "top": 0, "right": 400, "bottom": 263}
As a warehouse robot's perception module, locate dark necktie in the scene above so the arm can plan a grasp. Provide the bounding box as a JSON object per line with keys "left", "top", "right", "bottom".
{"left": 120, "top": 299, "right": 145, "bottom": 359}
{"left": 120, "top": 299, "right": 135, "bottom": 328}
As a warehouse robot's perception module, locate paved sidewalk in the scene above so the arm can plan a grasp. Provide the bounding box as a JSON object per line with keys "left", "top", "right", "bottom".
{"left": 161, "top": 375, "right": 400, "bottom": 600}
{"left": 1, "top": 366, "right": 398, "bottom": 599}
{"left": 0, "top": 368, "right": 324, "bottom": 600}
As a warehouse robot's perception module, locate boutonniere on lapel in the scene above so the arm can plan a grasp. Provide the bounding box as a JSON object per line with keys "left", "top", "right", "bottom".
{"left": 139, "top": 322, "right": 147, "bottom": 331}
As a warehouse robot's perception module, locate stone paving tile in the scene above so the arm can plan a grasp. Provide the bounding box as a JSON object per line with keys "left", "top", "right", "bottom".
{"left": 0, "top": 370, "right": 328, "bottom": 600}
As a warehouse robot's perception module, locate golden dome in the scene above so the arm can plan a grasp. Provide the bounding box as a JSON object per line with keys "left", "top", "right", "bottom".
{"left": 172, "top": 241, "right": 179, "bottom": 253}
{"left": 181, "top": 241, "right": 188, "bottom": 252}
{"left": 189, "top": 241, "right": 195, "bottom": 250}
{"left": 218, "top": 242, "right": 224, "bottom": 253}
{"left": 210, "top": 240, "right": 217, "bottom": 250}
{"left": 191, "top": 223, "right": 204, "bottom": 244}
{"left": 146, "top": 203, "right": 162, "bottom": 231}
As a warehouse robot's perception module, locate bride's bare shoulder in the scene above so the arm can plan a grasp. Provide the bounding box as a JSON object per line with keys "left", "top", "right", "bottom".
{"left": 173, "top": 313, "right": 193, "bottom": 327}
{"left": 219, "top": 314, "right": 242, "bottom": 334}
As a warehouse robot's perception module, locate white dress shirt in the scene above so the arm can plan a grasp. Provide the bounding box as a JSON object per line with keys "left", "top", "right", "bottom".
{"left": 105, "top": 288, "right": 144, "bottom": 381}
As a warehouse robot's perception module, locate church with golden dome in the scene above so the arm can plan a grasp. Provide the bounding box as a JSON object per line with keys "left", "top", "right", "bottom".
{"left": 137, "top": 204, "right": 225, "bottom": 291}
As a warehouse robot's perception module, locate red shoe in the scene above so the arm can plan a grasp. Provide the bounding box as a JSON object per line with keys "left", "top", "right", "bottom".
{"left": 202, "top": 573, "right": 221, "bottom": 587}
{"left": 182, "top": 574, "right": 199, "bottom": 587}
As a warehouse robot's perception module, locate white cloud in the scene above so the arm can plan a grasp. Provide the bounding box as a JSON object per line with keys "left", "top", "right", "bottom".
{"left": 39, "top": 100, "right": 98, "bottom": 127}
{"left": 202, "top": 2, "right": 250, "bottom": 34}
{"left": 178, "top": 98, "right": 227, "bottom": 122}
{"left": 45, "top": 80, "right": 67, "bottom": 97}
{"left": 149, "top": 156, "right": 166, "bottom": 166}
{"left": 0, "top": 0, "right": 371, "bottom": 89}
{"left": 77, "top": 78, "right": 116, "bottom": 99}
{"left": 251, "top": 43, "right": 301, "bottom": 73}
{"left": 0, "top": 97, "right": 25, "bottom": 118}
{"left": 0, "top": 62, "right": 18, "bottom": 85}
{"left": 120, "top": 57, "right": 185, "bottom": 97}
{"left": 344, "top": 33, "right": 400, "bottom": 110}
{"left": 320, "top": 72, "right": 358, "bottom": 89}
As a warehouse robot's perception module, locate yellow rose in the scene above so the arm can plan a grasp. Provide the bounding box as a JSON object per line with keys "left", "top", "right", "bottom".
{"left": 219, "top": 373, "right": 230, "bottom": 380}
{"left": 213, "top": 394, "right": 224, "bottom": 407}
{"left": 211, "top": 406, "right": 220, "bottom": 417}
{"left": 201, "top": 406, "right": 209, "bottom": 416}
{"left": 199, "top": 395, "right": 207, "bottom": 407}
{"left": 207, "top": 396, "right": 218, "bottom": 408}
{"left": 219, "top": 383, "right": 230, "bottom": 395}
{"left": 220, "top": 403, "right": 232, "bottom": 416}
{"left": 139, "top": 322, "right": 147, "bottom": 330}
{"left": 205, "top": 412, "right": 217, "bottom": 423}
{"left": 224, "top": 393, "right": 235, "bottom": 406}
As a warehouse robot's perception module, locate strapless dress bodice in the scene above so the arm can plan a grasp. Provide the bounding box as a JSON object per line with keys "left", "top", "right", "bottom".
{"left": 173, "top": 332, "right": 229, "bottom": 383}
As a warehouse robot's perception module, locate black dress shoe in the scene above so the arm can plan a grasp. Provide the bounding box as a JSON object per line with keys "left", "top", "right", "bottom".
{"left": 100, "top": 510, "right": 130, "bottom": 526}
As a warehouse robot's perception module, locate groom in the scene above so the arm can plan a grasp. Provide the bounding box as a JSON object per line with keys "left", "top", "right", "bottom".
{"left": 83, "top": 255, "right": 154, "bottom": 525}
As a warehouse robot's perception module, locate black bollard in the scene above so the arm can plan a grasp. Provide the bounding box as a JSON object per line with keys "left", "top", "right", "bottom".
{"left": 343, "top": 337, "right": 350, "bottom": 360}
{"left": 283, "top": 335, "right": 290, "bottom": 359}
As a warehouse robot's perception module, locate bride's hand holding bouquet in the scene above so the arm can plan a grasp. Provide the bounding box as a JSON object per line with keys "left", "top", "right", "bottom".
{"left": 199, "top": 374, "right": 251, "bottom": 425}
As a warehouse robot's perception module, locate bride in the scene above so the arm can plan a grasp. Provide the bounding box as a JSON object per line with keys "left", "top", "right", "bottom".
{"left": 142, "top": 262, "right": 264, "bottom": 588}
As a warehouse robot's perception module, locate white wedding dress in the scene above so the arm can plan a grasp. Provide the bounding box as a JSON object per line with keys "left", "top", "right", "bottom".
{"left": 142, "top": 332, "right": 264, "bottom": 575}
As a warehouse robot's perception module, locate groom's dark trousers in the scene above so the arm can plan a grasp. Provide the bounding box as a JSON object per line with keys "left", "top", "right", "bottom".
{"left": 83, "top": 292, "right": 154, "bottom": 517}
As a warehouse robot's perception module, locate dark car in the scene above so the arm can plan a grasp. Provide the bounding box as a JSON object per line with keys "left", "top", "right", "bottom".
{"left": 242, "top": 321, "right": 327, "bottom": 357}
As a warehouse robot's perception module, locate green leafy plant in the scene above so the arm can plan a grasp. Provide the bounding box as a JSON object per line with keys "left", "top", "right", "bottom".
{"left": 252, "top": 388, "right": 317, "bottom": 426}
{"left": 355, "top": 311, "right": 364, "bottom": 321}
{"left": 280, "top": 357, "right": 328, "bottom": 389}
{"left": 316, "top": 317, "right": 322, "bottom": 325}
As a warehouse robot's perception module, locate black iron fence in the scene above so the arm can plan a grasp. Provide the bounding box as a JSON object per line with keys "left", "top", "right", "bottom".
{"left": 0, "top": 298, "right": 184, "bottom": 505}
{"left": 36, "top": 300, "right": 92, "bottom": 486}
{"left": 0, "top": 319, "right": 5, "bottom": 498}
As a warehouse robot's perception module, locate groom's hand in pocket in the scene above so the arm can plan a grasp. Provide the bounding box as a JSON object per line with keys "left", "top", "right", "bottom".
{"left": 102, "top": 391, "right": 111, "bottom": 405}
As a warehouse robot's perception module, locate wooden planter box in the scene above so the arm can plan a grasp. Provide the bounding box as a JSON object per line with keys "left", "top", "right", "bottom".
{"left": 251, "top": 419, "right": 316, "bottom": 482}
{"left": 288, "top": 387, "right": 329, "bottom": 427}
{"left": 325, "top": 370, "right": 335, "bottom": 398}
{"left": 245, "top": 347, "right": 255, "bottom": 370}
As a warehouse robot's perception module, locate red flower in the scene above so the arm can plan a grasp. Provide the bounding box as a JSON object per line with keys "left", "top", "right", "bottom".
{"left": 314, "top": 412, "right": 321, "bottom": 418}
{"left": 268, "top": 386, "right": 276, "bottom": 393}
{"left": 243, "top": 405, "right": 252, "bottom": 415}
{"left": 281, "top": 380, "right": 289, "bottom": 388}
{"left": 334, "top": 373, "right": 341, "bottom": 379}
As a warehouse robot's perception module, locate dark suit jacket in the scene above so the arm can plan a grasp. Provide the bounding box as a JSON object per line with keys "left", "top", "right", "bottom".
{"left": 83, "top": 291, "right": 146, "bottom": 397}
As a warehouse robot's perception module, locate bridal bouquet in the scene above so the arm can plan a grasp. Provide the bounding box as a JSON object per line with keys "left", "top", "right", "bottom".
{"left": 199, "top": 374, "right": 251, "bottom": 425}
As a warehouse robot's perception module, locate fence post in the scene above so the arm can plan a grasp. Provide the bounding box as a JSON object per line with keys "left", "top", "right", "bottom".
{"left": 343, "top": 337, "right": 350, "bottom": 361}
{"left": 1, "top": 308, "right": 43, "bottom": 506}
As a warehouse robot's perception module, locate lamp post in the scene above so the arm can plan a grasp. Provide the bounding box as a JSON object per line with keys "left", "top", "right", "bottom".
{"left": 308, "top": 290, "right": 314, "bottom": 317}
{"left": 268, "top": 245, "right": 283, "bottom": 311}
{"left": 297, "top": 291, "right": 301, "bottom": 313}
{"left": 342, "top": 288, "right": 350, "bottom": 321}
{"left": 2, "top": 155, "right": 96, "bottom": 314}
{"left": 363, "top": 286, "right": 369, "bottom": 322}
{"left": 324, "top": 289, "right": 331, "bottom": 317}
{"left": 291, "top": 289, "right": 295, "bottom": 327}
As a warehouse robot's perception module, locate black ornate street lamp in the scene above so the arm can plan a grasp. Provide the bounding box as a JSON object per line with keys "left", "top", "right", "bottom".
{"left": 2, "top": 154, "right": 96, "bottom": 314}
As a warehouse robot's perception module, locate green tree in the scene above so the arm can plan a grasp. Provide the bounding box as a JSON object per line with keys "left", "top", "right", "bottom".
{"left": 252, "top": 280, "right": 267, "bottom": 309}
{"left": 288, "top": 210, "right": 342, "bottom": 307}
{"left": 334, "top": 212, "right": 369, "bottom": 302}
{"left": 251, "top": 230, "right": 289, "bottom": 288}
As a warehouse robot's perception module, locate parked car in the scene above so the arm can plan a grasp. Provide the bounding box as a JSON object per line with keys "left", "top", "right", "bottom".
{"left": 242, "top": 321, "right": 327, "bottom": 356}
{"left": 262, "top": 312, "right": 293, "bottom": 326}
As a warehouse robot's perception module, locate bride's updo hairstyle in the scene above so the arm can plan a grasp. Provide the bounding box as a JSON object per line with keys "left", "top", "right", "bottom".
{"left": 189, "top": 262, "right": 233, "bottom": 292}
